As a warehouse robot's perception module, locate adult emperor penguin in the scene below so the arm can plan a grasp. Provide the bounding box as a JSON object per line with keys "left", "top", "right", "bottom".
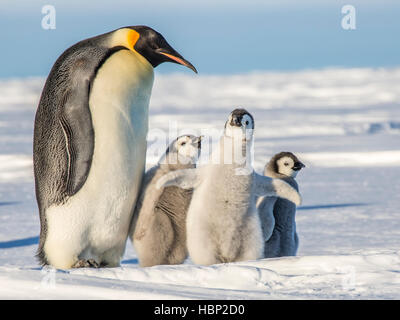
{"left": 33, "top": 26, "right": 197, "bottom": 269}
{"left": 157, "top": 109, "right": 302, "bottom": 265}
{"left": 259, "top": 152, "right": 305, "bottom": 258}
{"left": 130, "top": 135, "right": 202, "bottom": 267}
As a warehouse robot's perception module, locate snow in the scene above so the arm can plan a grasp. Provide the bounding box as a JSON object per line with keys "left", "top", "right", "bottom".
{"left": 1, "top": 251, "right": 399, "bottom": 299}
{"left": 0, "top": 67, "right": 399, "bottom": 299}
{"left": 0, "top": 155, "right": 33, "bottom": 182}
{"left": 301, "top": 151, "right": 400, "bottom": 167}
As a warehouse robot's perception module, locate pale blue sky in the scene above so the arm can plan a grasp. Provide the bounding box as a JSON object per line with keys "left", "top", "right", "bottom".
{"left": 0, "top": 0, "right": 399, "bottom": 77}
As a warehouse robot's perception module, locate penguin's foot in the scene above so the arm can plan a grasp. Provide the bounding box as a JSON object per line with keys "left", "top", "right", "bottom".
{"left": 72, "top": 259, "right": 100, "bottom": 268}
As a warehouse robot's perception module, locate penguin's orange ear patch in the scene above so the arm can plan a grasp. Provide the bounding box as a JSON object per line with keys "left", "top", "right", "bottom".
{"left": 126, "top": 29, "right": 140, "bottom": 50}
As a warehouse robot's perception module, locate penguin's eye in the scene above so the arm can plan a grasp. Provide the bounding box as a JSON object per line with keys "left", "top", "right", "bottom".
{"left": 284, "top": 162, "right": 289, "bottom": 166}
{"left": 245, "top": 121, "right": 249, "bottom": 125}
{"left": 180, "top": 142, "right": 186, "bottom": 146}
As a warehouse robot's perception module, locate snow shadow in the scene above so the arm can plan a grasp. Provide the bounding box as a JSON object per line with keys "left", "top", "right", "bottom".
{"left": 0, "top": 236, "right": 39, "bottom": 249}
{"left": 0, "top": 201, "right": 20, "bottom": 207}
{"left": 121, "top": 258, "right": 139, "bottom": 265}
{"left": 298, "top": 203, "right": 369, "bottom": 211}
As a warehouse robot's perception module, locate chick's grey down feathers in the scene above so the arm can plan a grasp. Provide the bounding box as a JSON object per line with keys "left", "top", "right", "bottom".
{"left": 130, "top": 136, "right": 200, "bottom": 267}
{"left": 157, "top": 109, "right": 302, "bottom": 265}
{"left": 260, "top": 152, "right": 303, "bottom": 258}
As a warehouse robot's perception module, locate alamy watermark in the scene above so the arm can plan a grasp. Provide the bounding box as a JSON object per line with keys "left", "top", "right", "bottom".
{"left": 338, "top": 265, "right": 356, "bottom": 291}
{"left": 41, "top": 5, "right": 56, "bottom": 30}
{"left": 341, "top": 5, "right": 356, "bottom": 30}
{"left": 146, "top": 121, "right": 255, "bottom": 171}
{"left": 37, "top": 267, "right": 56, "bottom": 290}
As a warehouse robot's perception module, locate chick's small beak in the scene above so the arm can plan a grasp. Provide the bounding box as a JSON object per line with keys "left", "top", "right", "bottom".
{"left": 293, "top": 162, "right": 306, "bottom": 171}
{"left": 192, "top": 136, "right": 203, "bottom": 148}
{"left": 230, "top": 115, "right": 242, "bottom": 127}
{"left": 157, "top": 49, "right": 197, "bottom": 73}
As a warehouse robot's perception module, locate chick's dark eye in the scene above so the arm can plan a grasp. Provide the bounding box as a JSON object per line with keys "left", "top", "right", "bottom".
{"left": 180, "top": 142, "right": 186, "bottom": 146}
{"left": 245, "top": 121, "right": 249, "bottom": 125}
{"left": 284, "top": 162, "right": 289, "bottom": 166}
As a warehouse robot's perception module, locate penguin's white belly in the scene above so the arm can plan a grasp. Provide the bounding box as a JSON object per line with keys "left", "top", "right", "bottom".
{"left": 44, "top": 50, "right": 154, "bottom": 268}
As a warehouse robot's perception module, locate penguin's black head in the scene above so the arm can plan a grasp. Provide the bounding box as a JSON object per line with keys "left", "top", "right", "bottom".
{"left": 228, "top": 108, "right": 254, "bottom": 129}
{"left": 126, "top": 26, "right": 197, "bottom": 73}
{"left": 224, "top": 108, "right": 254, "bottom": 142}
{"left": 271, "top": 152, "right": 305, "bottom": 177}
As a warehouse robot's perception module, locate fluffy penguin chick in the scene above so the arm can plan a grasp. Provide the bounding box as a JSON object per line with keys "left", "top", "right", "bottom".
{"left": 130, "top": 135, "right": 202, "bottom": 267}
{"left": 259, "top": 152, "right": 305, "bottom": 258}
{"left": 157, "top": 109, "right": 302, "bottom": 265}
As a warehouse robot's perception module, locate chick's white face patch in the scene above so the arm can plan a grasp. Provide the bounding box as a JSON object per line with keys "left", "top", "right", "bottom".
{"left": 241, "top": 114, "right": 253, "bottom": 129}
{"left": 277, "top": 156, "right": 297, "bottom": 178}
{"left": 241, "top": 114, "right": 254, "bottom": 141}
{"left": 176, "top": 136, "right": 200, "bottom": 164}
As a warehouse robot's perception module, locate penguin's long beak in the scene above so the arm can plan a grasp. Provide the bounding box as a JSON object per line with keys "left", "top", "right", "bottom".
{"left": 157, "top": 48, "right": 197, "bottom": 73}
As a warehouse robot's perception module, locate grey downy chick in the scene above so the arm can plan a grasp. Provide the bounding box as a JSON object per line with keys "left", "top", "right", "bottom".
{"left": 130, "top": 135, "right": 202, "bottom": 267}
{"left": 259, "top": 152, "right": 305, "bottom": 258}
{"left": 156, "top": 109, "right": 302, "bottom": 265}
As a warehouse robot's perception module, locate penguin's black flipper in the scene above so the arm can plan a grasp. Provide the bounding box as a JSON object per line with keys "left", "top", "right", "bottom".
{"left": 33, "top": 42, "right": 122, "bottom": 209}
{"left": 58, "top": 77, "right": 94, "bottom": 196}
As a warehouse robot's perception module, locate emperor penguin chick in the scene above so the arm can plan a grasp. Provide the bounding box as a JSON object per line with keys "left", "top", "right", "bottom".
{"left": 130, "top": 135, "right": 202, "bottom": 267}
{"left": 259, "top": 152, "right": 305, "bottom": 258}
{"left": 157, "top": 109, "right": 302, "bottom": 265}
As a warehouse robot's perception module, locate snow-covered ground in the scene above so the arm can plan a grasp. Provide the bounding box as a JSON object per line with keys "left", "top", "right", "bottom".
{"left": 0, "top": 67, "right": 399, "bottom": 299}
